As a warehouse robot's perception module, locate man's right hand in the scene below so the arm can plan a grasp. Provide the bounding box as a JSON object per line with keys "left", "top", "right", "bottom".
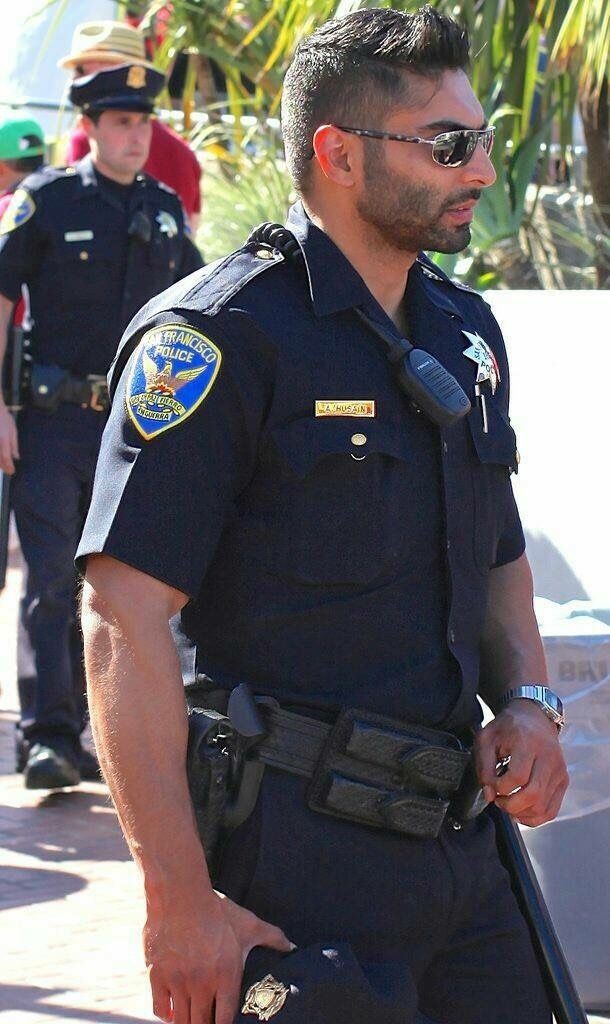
{"left": 0, "top": 403, "right": 19, "bottom": 474}
{"left": 144, "top": 888, "right": 294, "bottom": 1024}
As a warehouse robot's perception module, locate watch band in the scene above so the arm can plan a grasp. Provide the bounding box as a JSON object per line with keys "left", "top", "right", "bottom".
{"left": 498, "top": 685, "right": 565, "bottom": 732}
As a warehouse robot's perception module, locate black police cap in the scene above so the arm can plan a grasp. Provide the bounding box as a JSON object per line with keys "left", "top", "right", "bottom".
{"left": 238, "top": 942, "right": 415, "bottom": 1023}
{"left": 69, "top": 63, "right": 165, "bottom": 114}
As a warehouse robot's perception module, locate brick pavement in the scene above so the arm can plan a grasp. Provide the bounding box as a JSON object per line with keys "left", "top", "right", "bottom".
{"left": 0, "top": 540, "right": 608, "bottom": 1024}
{"left": 0, "top": 546, "right": 155, "bottom": 1024}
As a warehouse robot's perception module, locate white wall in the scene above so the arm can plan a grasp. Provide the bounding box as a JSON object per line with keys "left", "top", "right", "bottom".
{"left": 485, "top": 290, "right": 609, "bottom": 604}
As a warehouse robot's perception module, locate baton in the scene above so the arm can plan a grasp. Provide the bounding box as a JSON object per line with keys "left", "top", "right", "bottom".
{"left": 491, "top": 806, "right": 588, "bottom": 1024}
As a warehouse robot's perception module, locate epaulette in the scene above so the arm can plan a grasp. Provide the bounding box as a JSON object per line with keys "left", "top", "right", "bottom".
{"left": 172, "top": 241, "right": 285, "bottom": 316}
{"left": 143, "top": 175, "right": 178, "bottom": 197}
{"left": 416, "top": 252, "right": 484, "bottom": 300}
{"left": 108, "top": 241, "right": 285, "bottom": 395}
{"left": 17, "top": 164, "right": 75, "bottom": 194}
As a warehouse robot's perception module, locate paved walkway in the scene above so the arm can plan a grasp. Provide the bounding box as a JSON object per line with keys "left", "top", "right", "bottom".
{"left": 0, "top": 542, "right": 608, "bottom": 1023}
{"left": 0, "top": 547, "right": 155, "bottom": 1024}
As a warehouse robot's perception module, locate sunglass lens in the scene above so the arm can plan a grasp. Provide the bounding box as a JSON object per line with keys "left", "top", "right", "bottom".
{"left": 433, "top": 132, "right": 475, "bottom": 167}
{"left": 482, "top": 128, "right": 494, "bottom": 155}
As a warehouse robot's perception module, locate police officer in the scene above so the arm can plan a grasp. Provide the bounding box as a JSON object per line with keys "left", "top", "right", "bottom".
{"left": 78, "top": 9, "right": 568, "bottom": 1024}
{"left": 0, "top": 64, "right": 203, "bottom": 790}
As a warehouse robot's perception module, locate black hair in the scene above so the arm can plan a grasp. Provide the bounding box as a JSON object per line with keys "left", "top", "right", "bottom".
{"left": 3, "top": 137, "right": 44, "bottom": 174}
{"left": 281, "top": 5, "right": 470, "bottom": 193}
{"left": 82, "top": 109, "right": 103, "bottom": 125}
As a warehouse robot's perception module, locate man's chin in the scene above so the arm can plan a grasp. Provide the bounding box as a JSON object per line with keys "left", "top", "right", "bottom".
{"left": 428, "top": 225, "right": 472, "bottom": 255}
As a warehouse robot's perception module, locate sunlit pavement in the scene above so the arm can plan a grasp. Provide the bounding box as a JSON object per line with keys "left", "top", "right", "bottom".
{"left": 0, "top": 541, "right": 608, "bottom": 1024}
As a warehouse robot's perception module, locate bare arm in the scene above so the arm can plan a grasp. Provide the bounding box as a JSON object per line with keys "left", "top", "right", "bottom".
{"left": 0, "top": 292, "right": 19, "bottom": 473}
{"left": 81, "top": 554, "right": 290, "bottom": 1024}
{"left": 478, "top": 552, "right": 547, "bottom": 709}
{"left": 474, "top": 553, "right": 568, "bottom": 826}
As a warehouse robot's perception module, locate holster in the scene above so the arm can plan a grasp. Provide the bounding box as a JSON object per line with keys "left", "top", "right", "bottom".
{"left": 28, "top": 364, "right": 109, "bottom": 413}
{"left": 186, "top": 685, "right": 268, "bottom": 879}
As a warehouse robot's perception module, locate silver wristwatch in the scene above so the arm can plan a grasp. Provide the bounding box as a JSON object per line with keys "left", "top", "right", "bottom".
{"left": 498, "top": 685, "right": 565, "bottom": 732}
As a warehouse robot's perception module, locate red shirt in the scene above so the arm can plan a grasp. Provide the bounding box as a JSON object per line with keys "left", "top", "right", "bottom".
{"left": 66, "top": 118, "right": 202, "bottom": 217}
{"left": 0, "top": 189, "right": 24, "bottom": 325}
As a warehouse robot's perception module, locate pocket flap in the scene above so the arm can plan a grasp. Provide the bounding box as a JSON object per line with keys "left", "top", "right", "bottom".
{"left": 468, "top": 402, "right": 518, "bottom": 472}
{"left": 271, "top": 417, "right": 412, "bottom": 477}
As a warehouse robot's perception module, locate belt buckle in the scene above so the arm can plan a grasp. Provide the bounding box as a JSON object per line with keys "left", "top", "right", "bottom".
{"left": 87, "top": 376, "right": 108, "bottom": 412}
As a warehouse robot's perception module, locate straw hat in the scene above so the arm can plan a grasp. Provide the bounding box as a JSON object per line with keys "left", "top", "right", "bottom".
{"left": 58, "top": 21, "right": 157, "bottom": 72}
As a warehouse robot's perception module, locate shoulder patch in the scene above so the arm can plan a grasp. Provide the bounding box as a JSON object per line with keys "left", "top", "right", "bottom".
{"left": 0, "top": 188, "right": 36, "bottom": 235}
{"left": 126, "top": 323, "right": 221, "bottom": 440}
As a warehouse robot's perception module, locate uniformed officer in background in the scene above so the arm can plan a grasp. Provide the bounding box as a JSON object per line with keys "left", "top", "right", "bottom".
{"left": 78, "top": 7, "right": 567, "bottom": 1024}
{"left": 0, "top": 63, "right": 203, "bottom": 790}
{"left": 61, "top": 20, "right": 203, "bottom": 232}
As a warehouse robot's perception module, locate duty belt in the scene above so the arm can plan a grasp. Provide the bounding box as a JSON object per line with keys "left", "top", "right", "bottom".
{"left": 29, "top": 364, "right": 110, "bottom": 413}
{"left": 188, "top": 685, "right": 487, "bottom": 842}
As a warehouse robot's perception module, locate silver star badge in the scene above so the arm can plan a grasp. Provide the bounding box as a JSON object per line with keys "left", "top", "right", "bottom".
{"left": 462, "top": 329, "right": 500, "bottom": 395}
{"left": 156, "top": 211, "right": 178, "bottom": 238}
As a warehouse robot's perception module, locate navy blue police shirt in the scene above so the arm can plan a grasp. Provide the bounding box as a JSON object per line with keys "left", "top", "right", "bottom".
{"left": 76, "top": 202, "right": 524, "bottom": 733}
{"left": 0, "top": 155, "right": 203, "bottom": 377}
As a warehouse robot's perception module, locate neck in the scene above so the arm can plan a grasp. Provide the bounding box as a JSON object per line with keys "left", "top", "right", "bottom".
{"left": 92, "top": 156, "right": 136, "bottom": 187}
{"left": 303, "top": 195, "right": 417, "bottom": 330}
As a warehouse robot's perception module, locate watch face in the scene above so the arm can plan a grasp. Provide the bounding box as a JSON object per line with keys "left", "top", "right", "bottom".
{"left": 543, "top": 688, "right": 563, "bottom": 716}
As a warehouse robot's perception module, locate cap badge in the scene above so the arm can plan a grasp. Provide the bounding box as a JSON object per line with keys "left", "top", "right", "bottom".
{"left": 127, "top": 65, "right": 147, "bottom": 89}
{"left": 156, "top": 211, "right": 178, "bottom": 238}
{"left": 462, "top": 330, "right": 500, "bottom": 395}
{"left": 241, "top": 974, "right": 290, "bottom": 1020}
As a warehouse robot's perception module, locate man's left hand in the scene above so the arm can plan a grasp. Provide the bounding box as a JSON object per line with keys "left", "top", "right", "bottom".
{"left": 474, "top": 700, "right": 569, "bottom": 827}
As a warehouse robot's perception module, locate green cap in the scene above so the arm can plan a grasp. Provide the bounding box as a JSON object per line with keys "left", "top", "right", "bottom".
{"left": 0, "top": 117, "right": 45, "bottom": 160}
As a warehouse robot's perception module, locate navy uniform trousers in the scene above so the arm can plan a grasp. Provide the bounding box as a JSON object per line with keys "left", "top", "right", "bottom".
{"left": 218, "top": 769, "right": 552, "bottom": 1024}
{"left": 12, "top": 404, "right": 106, "bottom": 758}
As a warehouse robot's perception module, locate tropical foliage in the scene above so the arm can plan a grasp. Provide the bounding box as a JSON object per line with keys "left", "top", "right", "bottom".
{"left": 107, "top": 1, "right": 609, "bottom": 284}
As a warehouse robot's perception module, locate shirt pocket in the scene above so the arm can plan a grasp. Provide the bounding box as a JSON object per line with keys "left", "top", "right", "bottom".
{"left": 261, "top": 417, "right": 428, "bottom": 586}
{"left": 52, "top": 238, "right": 117, "bottom": 308}
{"left": 468, "top": 403, "right": 519, "bottom": 575}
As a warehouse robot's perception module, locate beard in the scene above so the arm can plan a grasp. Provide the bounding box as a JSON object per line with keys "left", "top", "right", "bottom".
{"left": 355, "top": 142, "right": 480, "bottom": 254}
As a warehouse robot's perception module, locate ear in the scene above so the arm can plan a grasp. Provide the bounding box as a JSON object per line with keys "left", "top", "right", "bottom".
{"left": 79, "top": 113, "right": 95, "bottom": 140}
{"left": 312, "top": 124, "right": 358, "bottom": 188}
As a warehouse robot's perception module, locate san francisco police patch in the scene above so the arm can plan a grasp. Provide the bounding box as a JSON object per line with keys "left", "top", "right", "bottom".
{"left": 0, "top": 188, "right": 36, "bottom": 235}
{"left": 126, "top": 324, "right": 221, "bottom": 440}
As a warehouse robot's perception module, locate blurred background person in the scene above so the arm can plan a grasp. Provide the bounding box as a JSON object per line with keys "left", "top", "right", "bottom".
{"left": 0, "top": 64, "right": 203, "bottom": 790}
{"left": 60, "top": 20, "right": 202, "bottom": 232}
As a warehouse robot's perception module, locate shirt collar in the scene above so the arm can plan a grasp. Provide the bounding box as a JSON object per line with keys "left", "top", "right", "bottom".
{"left": 74, "top": 155, "right": 147, "bottom": 197}
{"left": 285, "top": 202, "right": 464, "bottom": 324}
{"left": 285, "top": 201, "right": 373, "bottom": 316}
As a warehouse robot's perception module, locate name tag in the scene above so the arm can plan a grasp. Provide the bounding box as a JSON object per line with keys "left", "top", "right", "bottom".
{"left": 64, "top": 230, "right": 94, "bottom": 242}
{"left": 315, "top": 400, "right": 376, "bottom": 417}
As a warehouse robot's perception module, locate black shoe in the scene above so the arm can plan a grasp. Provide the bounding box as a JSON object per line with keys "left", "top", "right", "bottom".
{"left": 79, "top": 747, "right": 102, "bottom": 781}
{"left": 15, "top": 733, "right": 29, "bottom": 773}
{"left": 24, "top": 744, "right": 81, "bottom": 790}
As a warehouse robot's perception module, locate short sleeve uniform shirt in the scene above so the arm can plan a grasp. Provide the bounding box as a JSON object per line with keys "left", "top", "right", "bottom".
{"left": 77, "top": 203, "right": 523, "bottom": 734}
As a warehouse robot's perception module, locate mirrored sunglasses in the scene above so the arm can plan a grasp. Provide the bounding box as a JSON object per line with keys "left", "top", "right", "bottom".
{"left": 334, "top": 125, "right": 496, "bottom": 168}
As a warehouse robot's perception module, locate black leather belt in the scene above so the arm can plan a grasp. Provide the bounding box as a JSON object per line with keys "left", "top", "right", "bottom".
{"left": 195, "top": 685, "right": 485, "bottom": 841}
{"left": 254, "top": 705, "right": 473, "bottom": 839}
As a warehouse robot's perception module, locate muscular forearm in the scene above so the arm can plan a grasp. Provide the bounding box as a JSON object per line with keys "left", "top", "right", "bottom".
{"left": 81, "top": 557, "right": 211, "bottom": 907}
{"left": 478, "top": 553, "right": 547, "bottom": 712}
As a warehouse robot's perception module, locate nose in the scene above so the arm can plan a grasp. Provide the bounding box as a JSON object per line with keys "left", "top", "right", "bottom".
{"left": 463, "top": 141, "right": 496, "bottom": 188}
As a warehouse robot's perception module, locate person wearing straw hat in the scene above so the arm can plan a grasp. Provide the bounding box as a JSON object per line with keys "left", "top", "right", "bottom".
{"left": 0, "top": 64, "right": 203, "bottom": 790}
{"left": 61, "top": 20, "right": 202, "bottom": 231}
